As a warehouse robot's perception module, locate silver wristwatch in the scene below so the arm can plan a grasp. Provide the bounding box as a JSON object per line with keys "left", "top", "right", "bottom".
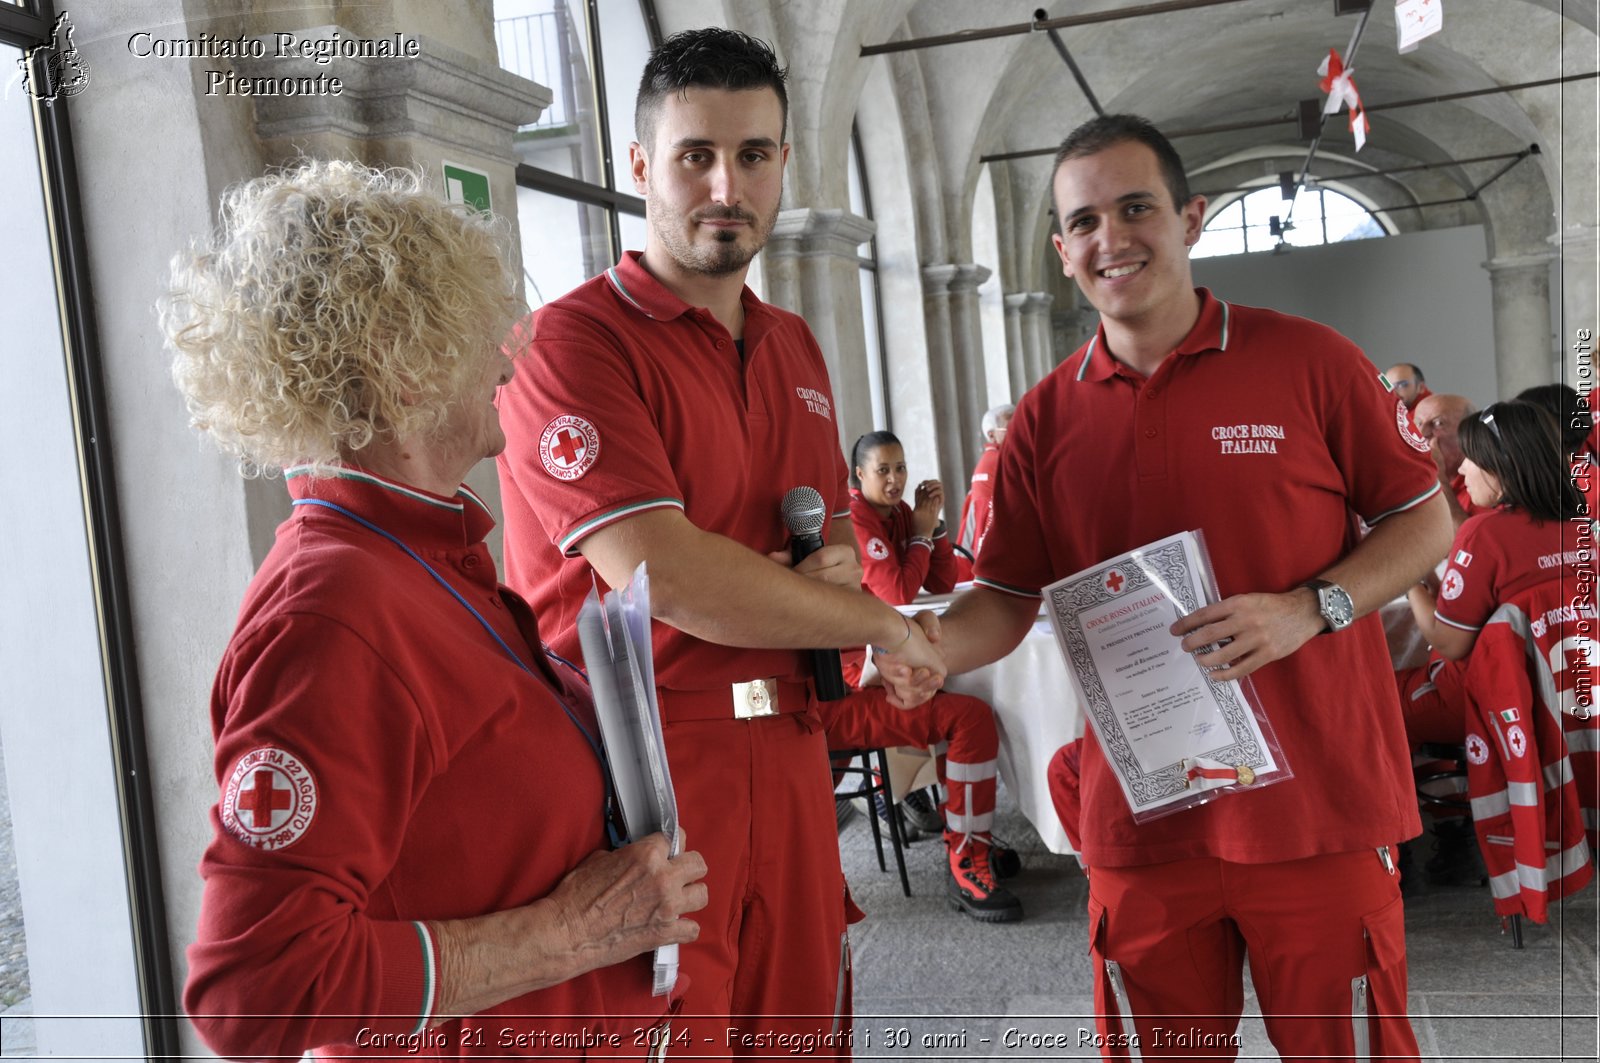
{"left": 1304, "top": 578, "right": 1354, "bottom": 633}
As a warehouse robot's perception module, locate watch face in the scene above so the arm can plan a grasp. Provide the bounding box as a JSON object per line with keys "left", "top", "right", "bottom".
{"left": 1322, "top": 585, "right": 1355, "bottom": 629}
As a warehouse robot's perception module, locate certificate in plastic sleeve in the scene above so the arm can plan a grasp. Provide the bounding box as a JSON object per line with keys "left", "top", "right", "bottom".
{"left": 1042, "top": 530, "right": 1291, "bottom": 821}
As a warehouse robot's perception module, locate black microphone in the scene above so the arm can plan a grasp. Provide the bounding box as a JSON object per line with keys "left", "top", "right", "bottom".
{"left": 780, "top": 486, "right": 849, "bottom": 701}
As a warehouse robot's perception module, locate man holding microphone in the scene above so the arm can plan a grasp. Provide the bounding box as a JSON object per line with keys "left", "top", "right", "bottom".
{"left": 497, "top": 27, "right": 941, "bottom": 1056}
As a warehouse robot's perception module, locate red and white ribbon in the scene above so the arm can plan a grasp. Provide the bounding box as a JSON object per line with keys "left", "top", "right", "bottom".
{"left": 1182, "top": 757, "right": 1259, "bottom": 792}
{"left": 1318, "top": 48, "right": 1370, "bottom": 151}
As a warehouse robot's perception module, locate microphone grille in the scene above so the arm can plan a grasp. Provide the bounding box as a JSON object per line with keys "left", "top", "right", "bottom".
{"left": 780, "top": 486, "right": 828, "bottom": 537}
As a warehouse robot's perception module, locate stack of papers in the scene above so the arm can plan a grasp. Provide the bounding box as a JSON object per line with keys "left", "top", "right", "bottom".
{"left": 576, "top": 563, "right": 680, "bottom": 996}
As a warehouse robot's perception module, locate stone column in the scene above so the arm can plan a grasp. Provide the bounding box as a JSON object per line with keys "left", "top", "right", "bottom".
{"left": 946, "top": 263, "right": 993, "bottom": 476}
{"left": 1483, "top": 252, "right": 1556, "bottom": 397}
{"left": 1003, "top": 293, "right": 1029, "bottom": 400}
{"left": 765, "top": 208, "right": 878, "bottom": 445}
{"left": 1024, "top": 292, "right": 1056, "bottom": 383}
{"left": 921, "top": 265, "right": 969, "bottom": 517}
{"left": 1551, "top": 224, "right": 1599, "bottom": 386}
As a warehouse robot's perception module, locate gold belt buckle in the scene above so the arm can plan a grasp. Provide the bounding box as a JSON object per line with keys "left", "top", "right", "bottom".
{"left": 732, "top": 678, "right": 779, "bottom": 719}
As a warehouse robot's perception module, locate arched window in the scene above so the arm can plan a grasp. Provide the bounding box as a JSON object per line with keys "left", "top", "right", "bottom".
{"left": 1191, "top": 185, "right": 1388, "bottom": 259}
{"left": 495, "top": 0, "right": 658, "bottom": 304}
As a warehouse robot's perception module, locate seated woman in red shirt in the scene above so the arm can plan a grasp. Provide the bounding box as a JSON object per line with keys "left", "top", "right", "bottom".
{"left": 821, "top": 431, "right": 1023, "bottom": 923}
{"left": 1398, "top": 401, "right": 1588, "bottom": 743}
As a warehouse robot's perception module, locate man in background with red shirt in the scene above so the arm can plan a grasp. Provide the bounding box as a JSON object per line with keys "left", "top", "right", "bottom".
{"left": 1384, "top": 362, "right": 1432, "bottom": 412}
{"left": 954, "top": 403, "right": 1013, "bottom": 582}
{"left": 892, "top": 114, "right": 1451, "bottom": 1059}
{"left": 1414, "top": 392, "right": 1482, "bottom": 526}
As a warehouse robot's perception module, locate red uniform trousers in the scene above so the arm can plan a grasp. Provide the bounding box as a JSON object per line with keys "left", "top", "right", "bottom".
{"left": 1087, "top": 850, "right": 1419, "bottom": 1061}
{"left": 818, "top": 687, "right": 1000, "bottom": 837}
{"left": 664, "top": 710, "right": 854, "bottom": 1059}
{"left": 1394, "top": 657, "right": 1467, "bottom": 748}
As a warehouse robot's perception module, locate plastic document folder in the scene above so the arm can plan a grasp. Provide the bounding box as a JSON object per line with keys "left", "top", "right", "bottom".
{"left": 575, "top": 563, "right": 680, "bottom": 996}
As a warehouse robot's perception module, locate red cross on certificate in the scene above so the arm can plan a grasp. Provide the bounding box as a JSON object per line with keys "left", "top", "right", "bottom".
{"left": 238, "top": 768, "right": 291, "bottom": 828}
{"left": 551, "top": 428, "right": 585, "bottom": 465}
{"left": 1105, "top": 570, "right": 1125, "bottom": 593}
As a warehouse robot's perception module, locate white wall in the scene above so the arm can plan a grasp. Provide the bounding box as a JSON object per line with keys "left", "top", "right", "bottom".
{"left": 1193, "top": 226, "right": 1500, "bottom": 404}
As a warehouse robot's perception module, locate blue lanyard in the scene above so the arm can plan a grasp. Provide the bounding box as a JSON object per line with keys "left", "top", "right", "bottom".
{"left": 292, "top": 497, "right": 623, "bottom": 848}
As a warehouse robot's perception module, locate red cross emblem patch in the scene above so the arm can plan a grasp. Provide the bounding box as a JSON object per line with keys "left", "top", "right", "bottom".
{"left": 1506, "top": 724, "right": 1527, "bottom": 759}
{"left": 1439, "top": 567, "right": 1464, "bottom": 601}
{"left": 222, "top": 747, "right": 317, "bottom": 850}
{"left": 539, "top": 415, "right": 601, "bottom": 481}
{"left": 1103, "top": 568, "right": 1127, "bottom": 594}
{"left": 866, "top": 537, "right": 890, "bottom": 561}
{"left": 1396, "top": 400, "right": 1430, "bottom": 453}
{"left": 1465, "top": 733, "right": 1489, "bottom": 766}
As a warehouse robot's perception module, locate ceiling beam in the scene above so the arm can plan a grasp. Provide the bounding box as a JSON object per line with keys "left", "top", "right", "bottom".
{"left": 861, "top": 0, "right": 1260, "bottom": 57}
{"left": 978, "top": 71, "right": 1598, "bottom": 163}
{"left": 1191, "top": 148, "right": 1533, "bottom": 198}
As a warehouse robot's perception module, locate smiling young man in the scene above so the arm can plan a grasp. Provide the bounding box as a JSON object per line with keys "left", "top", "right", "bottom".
{"left": 903, "top": 115, "right": 1452, "bottom": 1059}
{"left": 496, "top": 28, "right": 943, "bottom": 1057}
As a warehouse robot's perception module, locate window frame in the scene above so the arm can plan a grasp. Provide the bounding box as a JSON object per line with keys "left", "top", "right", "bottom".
{"left": 1195, "top": 181, "right": 1393, "bottom": 258}
{"left": 3, "top": 0, "right": 179, "bottom": 1054}
{"left": 505, "top": 0, "right": 655, "bottom": 273}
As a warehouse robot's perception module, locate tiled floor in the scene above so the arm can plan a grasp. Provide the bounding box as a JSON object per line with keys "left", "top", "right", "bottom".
{"left": 839, "top": 793, "right": 1599, "bottom": 1062}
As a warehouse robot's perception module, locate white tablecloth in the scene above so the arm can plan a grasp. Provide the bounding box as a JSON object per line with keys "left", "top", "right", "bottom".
{"left": 874, "top": 591, "right": 1425, "bottom": 857}
{"left": 944, "top": 621, "right": 1083, "bottom": 855}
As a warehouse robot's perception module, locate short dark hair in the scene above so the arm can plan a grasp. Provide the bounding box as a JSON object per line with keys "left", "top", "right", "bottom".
{"left": 1051, "top": 114, "right": 1191, "bottom": 227}
{"left": 1458, "top": 400, "right": 1583, "bottom": 521}
{"left": 1394, "top": 362, "right": 1425, "bottom": 383}
{"left": 850, "top": 430, "right": 901, "bottom": 486}
{"left": 635, "top": 28, "right": 788, "bottom": 150}
{"left": 1516, "top": 383, "right": 1592, "bottom": 454}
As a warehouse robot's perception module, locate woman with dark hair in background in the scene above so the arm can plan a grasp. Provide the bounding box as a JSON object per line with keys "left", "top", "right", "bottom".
{"left": 1405, "top": 401, "right": 1585, "bottom": 663}
{"left": 819, "top": 431, "right": 1025, "bottom": 922}
{"left": 1394, "top": 401, "right": 1591, "bottom": 885}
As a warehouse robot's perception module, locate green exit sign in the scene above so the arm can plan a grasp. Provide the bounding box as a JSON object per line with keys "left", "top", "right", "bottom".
{"left": 442, "top": 161, "right": 491, "bottom": 213}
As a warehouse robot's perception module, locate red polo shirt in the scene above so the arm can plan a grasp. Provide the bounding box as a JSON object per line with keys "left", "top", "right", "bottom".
{"left": 497, "top": 251, "right": 851, "bottom": 693}
{"left": 849, "top": 489, "right": 958, "bottom": 607}
{"left": 186, "top": 468, "right": 654, "bottom": 1057}
{"left": 1435, "top": 508, "right": 1584, "bottom": 633}
{"left": 956, "top": 442, "right": 1002, "bottom": 575}
{"left": 976, "top": 289, "right": 1440, "bottom": 867}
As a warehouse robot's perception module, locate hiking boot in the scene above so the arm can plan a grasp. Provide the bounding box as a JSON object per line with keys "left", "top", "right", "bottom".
{"left": 945, "top": 833, "right": 1024, "bottom": 923}
{"left": 1426, "top": 818, "right": 1486, "bottom": 887}
{"left": 902, "top": 786, "right": 944, "bottom": 834}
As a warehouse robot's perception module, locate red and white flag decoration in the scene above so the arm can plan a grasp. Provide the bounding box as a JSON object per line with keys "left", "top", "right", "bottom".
{"left": 1396, "top": 0, "right": 1443, "bottom": 54}
{"left": 1318, "top": 48, "right": 1370, "bottom": 151}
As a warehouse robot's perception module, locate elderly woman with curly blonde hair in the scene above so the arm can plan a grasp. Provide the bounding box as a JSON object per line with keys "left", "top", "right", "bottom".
{"left": 166, "top": 160, "right": 706, "bottom": 1060}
